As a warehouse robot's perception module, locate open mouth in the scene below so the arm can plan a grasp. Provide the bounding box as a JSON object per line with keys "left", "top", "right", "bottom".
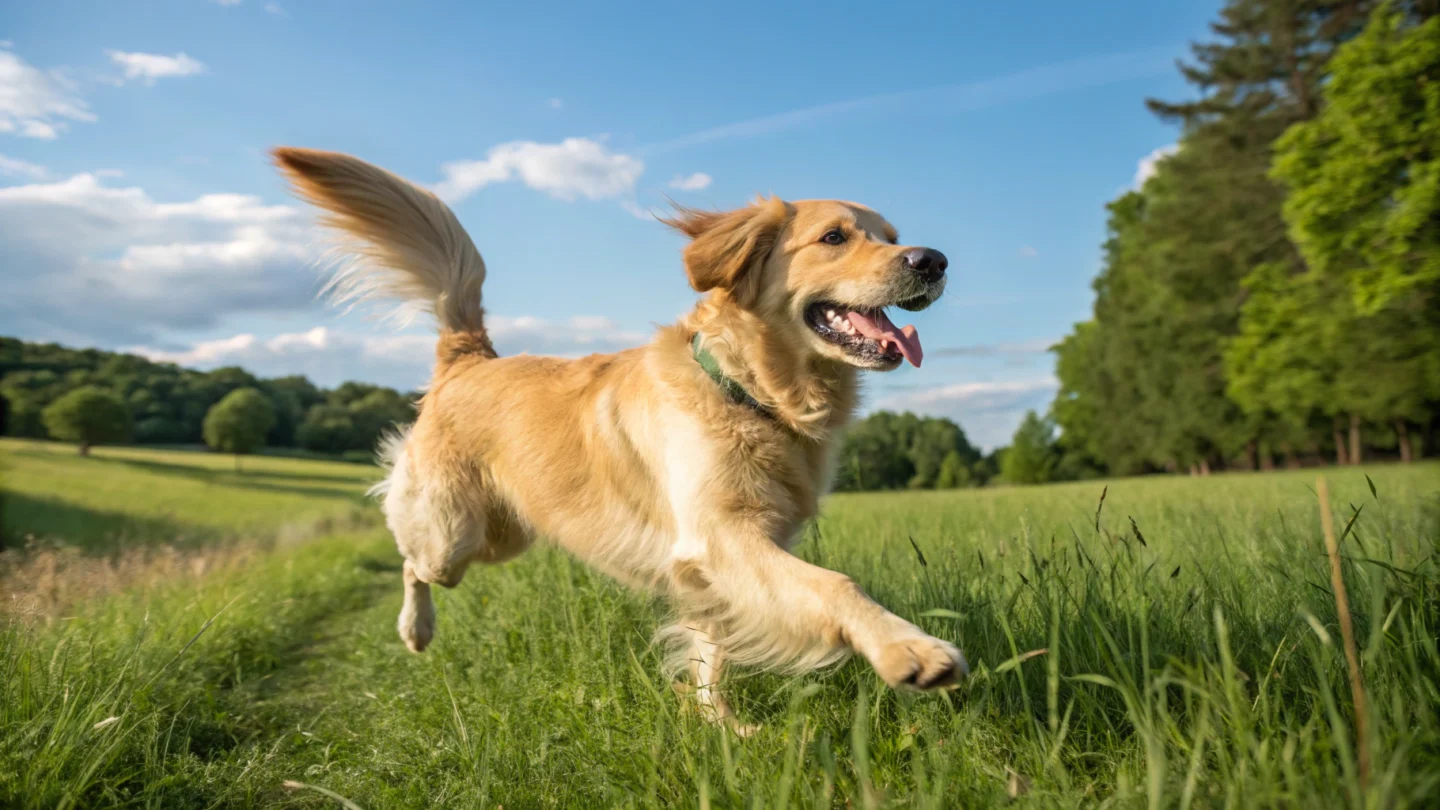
{"left": 806, "top": 301, "right": 924, "bottom": 368}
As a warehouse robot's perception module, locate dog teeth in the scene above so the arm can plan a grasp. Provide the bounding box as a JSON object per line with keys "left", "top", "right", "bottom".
{"left": 880, "top": 339, "right": 889, "bottom": 352}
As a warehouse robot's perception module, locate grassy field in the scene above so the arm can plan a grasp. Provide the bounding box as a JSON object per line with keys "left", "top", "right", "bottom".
{"left": 1, "top": 438, "right": 1438, "bottom": 808}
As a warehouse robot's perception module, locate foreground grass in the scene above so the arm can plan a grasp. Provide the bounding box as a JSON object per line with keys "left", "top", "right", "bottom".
{"left": 1, "top": 448, "right": 1438, "bottom": 807}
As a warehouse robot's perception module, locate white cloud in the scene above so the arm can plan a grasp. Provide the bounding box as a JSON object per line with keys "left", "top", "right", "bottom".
{"left": 1018, "top": 245, "right": 1038, "bottom": 258}
{"left": 646, "top": 45, "right": 1178, "bottom": 154}
{"left": 0, "top": 50, "right": 96, "bottom": 139}
{"left": 105, "top": 51, "right": 206, "bottom": 86}
{"left": 212, "top": 0, "right": 243, "bottom": 6}
{"left": 1133, "top": 144, "right": 1177, "bottom": 189}
{"left": 668, "top": 172, "right": 712, "bottom": 191}
{"left": 434, "top": 137, "right": 644, "bottom": 204}
{"left": 548, "top": 97, "right": 563, "bottom": 110}
{"left": 264, "top": 2, "right": 285, "bottom": 14}
{"left": 0, "top": 172, "right": 320, "bottom": 345}
{"left": 0, "top": 153, "right": 45, "bottom": 178}
{"left": 874, "top": 376, "right": 1059, "bottom": 451}
{"left": 128, "top": 318, "right": 650, "bottom": 390}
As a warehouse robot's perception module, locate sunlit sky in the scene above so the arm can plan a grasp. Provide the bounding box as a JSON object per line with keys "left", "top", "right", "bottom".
{"left": 0, "top": 0, "right": 1219, "bottom": 448}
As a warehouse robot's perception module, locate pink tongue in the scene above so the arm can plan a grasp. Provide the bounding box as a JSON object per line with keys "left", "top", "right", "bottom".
{"left": 845, "top": 309, "right": 923, "bottom": 368}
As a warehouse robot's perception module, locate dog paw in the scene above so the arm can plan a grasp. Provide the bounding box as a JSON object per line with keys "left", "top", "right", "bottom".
{"left": 397, "top": 602, "right": 435, "bottom": 653}
{"left": 725, "top": 719, "right": 761, "bottom": 738}
{"left": 873, "top": 634, "right": 968, "bottom": 691}
{"left": 675, "top": 681, "right": 760, "bottom": 737}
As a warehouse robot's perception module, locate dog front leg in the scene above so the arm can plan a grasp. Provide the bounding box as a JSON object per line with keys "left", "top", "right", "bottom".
{"left": 678, "top": 524, "right": 968, "bottom": 692}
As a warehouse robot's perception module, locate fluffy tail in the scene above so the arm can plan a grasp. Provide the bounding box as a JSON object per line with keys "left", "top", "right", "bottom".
{"left": 271, "top": 147, "right": 494, "bottom": 363}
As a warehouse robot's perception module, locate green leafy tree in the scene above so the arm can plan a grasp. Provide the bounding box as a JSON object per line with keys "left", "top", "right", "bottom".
{"left": 1272, "top": 6, "right": 1440, "bottom": 314}
{"left": 262, "top": 375, "right": 325, "bottom": 446}
{"left": 831, "top": 411, "right": 981, "bottom": 492}
{"left": 297, "top": 405, "right": 359, "bottom": 454}
{"left": 41, "top": 386, "right": 131, "bottom": 455}
{"left": 1049, "top": 0, "right": 1384, "bottom": 474}
{"left": 1001, "top": 411, "right": 1058, "bottom": 485}
{"left": 1228, "top": 4, "right": 1440, "bottom": 463}
{"left": 203, "top": 388, "right": 277, "bottom": 470}
{"left": 1, "top": 336, "right": 420, "bottom": 454}
{"left": 934, "top": 450, "right": 971, "bottom": 489}
{"left": 346, "top": 389, "right": 416, "bottom": 452}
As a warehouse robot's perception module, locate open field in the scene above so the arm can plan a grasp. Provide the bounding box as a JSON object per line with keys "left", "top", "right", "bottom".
{"left": 1, "top": 438, "right": 1438, "bottom": 808}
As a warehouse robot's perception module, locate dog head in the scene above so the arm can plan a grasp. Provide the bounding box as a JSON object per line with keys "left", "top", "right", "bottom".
{"left": 665, "top": 197, "right": 946, "bottom": 370}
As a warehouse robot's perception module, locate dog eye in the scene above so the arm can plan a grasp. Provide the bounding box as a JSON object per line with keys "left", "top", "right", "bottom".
{"left": 820, "top": 229, "right": 847, "bottom": 246}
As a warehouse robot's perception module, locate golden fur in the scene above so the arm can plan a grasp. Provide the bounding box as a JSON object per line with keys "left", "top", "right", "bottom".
{"left": 272, "top": 147, "right": 966, "bottom": 730}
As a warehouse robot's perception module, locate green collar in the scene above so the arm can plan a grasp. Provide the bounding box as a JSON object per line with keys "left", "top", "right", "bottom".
{"left": 691, "top": 333, "right": 774, "bottom": 420}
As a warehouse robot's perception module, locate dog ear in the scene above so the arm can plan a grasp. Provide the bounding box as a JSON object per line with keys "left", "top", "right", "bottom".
{"left": 661, "top": 196, "right": 789, "bottom": 304}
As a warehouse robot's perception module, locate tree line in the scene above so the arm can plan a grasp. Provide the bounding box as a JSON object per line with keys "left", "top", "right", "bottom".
{"left": 1043, "top": 0, "right": 1440, "bottom": 478}
{"left": 0, "top": 337, "right": 418, "bottom": 461}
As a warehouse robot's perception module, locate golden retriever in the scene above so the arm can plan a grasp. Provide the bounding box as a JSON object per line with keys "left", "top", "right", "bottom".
{"left": 272, "top": 147, "right": 966, "bottom": 731}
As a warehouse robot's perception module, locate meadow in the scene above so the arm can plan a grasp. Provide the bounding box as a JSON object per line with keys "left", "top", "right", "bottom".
{"left": 1, "top": 438, "right": 1437, "bottom": 808}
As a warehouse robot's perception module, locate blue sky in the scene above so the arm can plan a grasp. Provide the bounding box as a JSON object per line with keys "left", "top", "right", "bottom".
{"left": 0, "top": 0, "right": 1217, "bottom": 448}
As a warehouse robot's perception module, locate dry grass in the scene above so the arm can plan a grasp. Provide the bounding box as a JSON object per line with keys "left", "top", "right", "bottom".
{"left": 0, "top": 507, "right": 379, "bottom": 620}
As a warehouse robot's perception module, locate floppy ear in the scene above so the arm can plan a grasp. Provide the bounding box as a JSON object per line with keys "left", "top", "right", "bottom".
{"left": 661, "top": 196, "right": 789, "bottom": 303}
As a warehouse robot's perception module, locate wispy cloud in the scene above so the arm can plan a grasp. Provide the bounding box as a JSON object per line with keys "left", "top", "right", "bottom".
{"left": 643, "top": 45, "right": 1178, "bottom": 154}
{"left": 434, "top": 137, "right": 644, "bottom": 204}
{"left": 1018, "top": 245, "right": 1038, "bottom": 258}
{"left": 127, "top": 317, "right": 649, "bottom": 390}
{"left": 929, "top": 338, "right": 1056, "bottom": 358}
{"left": 668, "top": 172, "right": 712, "bottom": 191}
{"left": 105, "top": 51, "right": 206, "bottom": 86}
{"left": 0, "top": 153, "right": 46, "bottom": 179}
{"left": 0, "top": 50, "right": 96, "bottom": 139}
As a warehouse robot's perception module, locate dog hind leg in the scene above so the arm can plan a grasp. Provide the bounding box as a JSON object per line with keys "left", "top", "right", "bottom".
{"left": 398, "top": 559, "right": 437, "bottom": 652}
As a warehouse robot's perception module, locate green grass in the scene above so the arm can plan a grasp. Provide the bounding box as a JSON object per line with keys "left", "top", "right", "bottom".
{"left": 0, "top": 439, "right": 375, "bottom": 551}
{"left": 2, "top": 441, "right": 1438, "bottom": 808}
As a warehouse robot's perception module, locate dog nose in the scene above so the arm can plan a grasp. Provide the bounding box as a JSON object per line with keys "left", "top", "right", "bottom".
{"left": 903, "top": 248, "right": 947, "bottom": 283}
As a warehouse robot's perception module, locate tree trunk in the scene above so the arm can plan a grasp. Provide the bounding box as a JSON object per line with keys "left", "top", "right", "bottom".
{"left": 1199, "top": 459, "right": 1212, "bottom": 477}
{"left": 1246, "top": 440, "right": 1259, "bottom": 471}
{"left": 1189, "top": 464, "right": 1200, "bottom": 477}
{"left": 1334, "top": 421, "right": 1349, "bottom": 466}
{"left": 1261, "top": 445, "right": 1277, "bottom": 471}
{"left": 79, "top": 442, "right": 91, "bottom": 457}
{"left": 1349, "top": 414, "right": 1362, "bottom": 465}
{"left": 1396, "top": 420, "right": 1412, "bottom": 463}
{"left": 1281, "top": 441, "right": 1299, "bottom": 470}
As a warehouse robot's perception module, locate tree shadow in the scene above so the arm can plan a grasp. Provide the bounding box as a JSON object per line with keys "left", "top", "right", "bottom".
{"left": 0, "top": 490, "right": 222, "bottom": 553}
{"left": 80, "top": 454, "right": 376, "bottom": 504}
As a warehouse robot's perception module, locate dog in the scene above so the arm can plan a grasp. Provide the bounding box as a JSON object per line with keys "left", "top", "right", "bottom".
{"left": 272, "top": 147, "right": 967, "bottom": 730}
